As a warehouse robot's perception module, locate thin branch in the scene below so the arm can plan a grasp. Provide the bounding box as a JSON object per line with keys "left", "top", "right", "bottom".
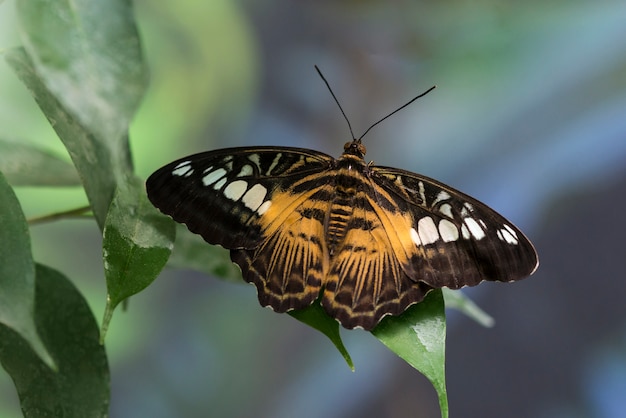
{"left": 28, "top": 205, "right": 93, "bottom": 225}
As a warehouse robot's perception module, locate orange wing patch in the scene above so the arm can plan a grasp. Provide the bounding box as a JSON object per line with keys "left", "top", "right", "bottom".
{"left": 231, "top": 187, "right": 330, "bottom": 313}
{"left": 322, "top": 198, "right": 432, "bottom": 330}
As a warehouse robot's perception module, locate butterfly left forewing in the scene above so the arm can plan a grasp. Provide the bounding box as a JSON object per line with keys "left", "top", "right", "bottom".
{"left": 371, "top": 166, "right": 539, "bottom": 289}
{"left": 146, "top": 147, "right": 333, "bottom": 250}
{"left": 147, "top": 147, "right": 338, "bottom": 314}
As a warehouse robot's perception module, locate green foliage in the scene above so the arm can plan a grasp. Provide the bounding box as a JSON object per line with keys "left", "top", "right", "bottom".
{"left": 100, "top": 177, "right": 175, "bottom": 341}
{"left": 0, "top": 1, "right": 494, "bottom": 417}
{"left": 0, "top": 171, "right": 53, "bottom": 370}
{"left": 0, "top": 140, "right": 80, "bottom": 186}
{"left": 373, "top": 290, "right": 448, "bottom": 418}
{"left": 0, "top": 264, "right": 109, "bottom": 418}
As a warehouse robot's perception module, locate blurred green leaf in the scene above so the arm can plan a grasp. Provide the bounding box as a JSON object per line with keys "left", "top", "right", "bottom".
{"left": 442, "top": 288, "right": 494, "bottom": 328}
{"left": 0, "top": 264, "right": 110, "bottom": 418}
{"left": 167, "top": 224, "right": 241, "bottom": 282}
{"left": 8, "top": 0, "right": 147, "bottom": 228}
{"left": 0, "top": 139, "right": 80, "bottom": 186}
{"left": 289, "top": 301, "right": 354, "bottom": 371}
{"left": 4, "top": 47, "right": 123, "bottom": 228}
{"left": 100, "top": 177, "right": 175, "bottom": 341}
{"left": 0, "top": 170, "right": 53, "bottom": 369}
{"left": 373, "top": 290, "right": 448, "bottom": 418}
{"left": 16, "top": 0, "right": 147, "bottom": 143}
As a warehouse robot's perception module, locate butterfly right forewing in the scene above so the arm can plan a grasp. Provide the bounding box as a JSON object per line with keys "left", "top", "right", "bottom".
{"left": 371, "top": 166, "right": 539, "bottom": 290}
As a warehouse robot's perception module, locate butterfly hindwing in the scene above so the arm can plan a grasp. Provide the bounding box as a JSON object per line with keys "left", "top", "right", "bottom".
{"left": 231, "top": 196, "right": 330, "bottom": 313}
{"left": 322, "top": 187, "right": 434, "bottom": 330}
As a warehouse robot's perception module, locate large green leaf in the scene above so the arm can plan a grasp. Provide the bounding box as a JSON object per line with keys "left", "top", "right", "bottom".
{"left": 16, "top": 0, "right": 146, "bottom": 142}
{"left": 0, "top": 264, "right": 110, "bottom": 418}
{"left": 0, "top": 170, "right": 53, "bottom": 368}
{"left": 9, "top": 0, "right": 147, "bottom": 228}
{"left": 373, "top": 290, "right": 448, "bottom": 418}
{"left": 100, "top": 177, "right": 175, "bottom": 341}
{"left": 4, "top": 48, "right": 124, "bottom": 229}
{"left": 0, "top": 139, "right": 80, "bottom": 187}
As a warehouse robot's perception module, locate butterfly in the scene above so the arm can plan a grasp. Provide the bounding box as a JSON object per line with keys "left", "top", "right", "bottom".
{"left": 146, "top": 68, "right": 538, "bottom": 331}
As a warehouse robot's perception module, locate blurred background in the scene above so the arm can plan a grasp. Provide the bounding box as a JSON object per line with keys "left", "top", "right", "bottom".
{"left": 1, "top": 0, "right": 626, "bottom": 417}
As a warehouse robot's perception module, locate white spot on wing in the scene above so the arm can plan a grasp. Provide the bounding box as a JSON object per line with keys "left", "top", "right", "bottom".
{"left": 241, "top": 184, "right": 267, "bottom": 211}
{"left": 172, "top": 161, "right": 193, "bottom": 177}
{"left": 173, "top": 161, "right": 190, "bottom": 169}
{"left": 503, "top": 224, "right": 518, "bottom": 238}
{"left": 460, "top": 202, "right": 474, "bottom": 217}
{"left": 266, "top": 153, "right": 282, "bottom": 175}
{"left": 213, "top": 177, "right": 227, "bottom": 190}
{"left": 418, "top": 217, "right": 439, "bottom": 245}
{"left": 498, "top": 227, "right": 519, "bottom": 245}
{"left": 237, "top": 165, "right": 253, "bottom": 177}
{"left": 410, "top": 227, "right": 422, "bottom": 245}
{"left": 202, "top": 168, "right": 227, "bottom": 186}
{"left": 223, "top": 180, "right": 248, "bottom": 201}
{"left": 257, "top": 200, "right": 272, "bottom": 215}
{"left": 248, "top": 154, "right": 261, "bottom": 168}
{"left": 417, "top": 181, "right": 427, "bottom": 204}
{"left": 439, "top": 203, "right": 453, "bottom": 218}
{"left": 461, "top": 224, "right": 470, "bottom": 239}
{"left": 438, "top": 219, "right": 459, "bottom": 242}
{"left": 464, "top": 218, "right": 485, "bottom": 240}
{"left": 433, "top": 191, "right": 451, "bottom": 204}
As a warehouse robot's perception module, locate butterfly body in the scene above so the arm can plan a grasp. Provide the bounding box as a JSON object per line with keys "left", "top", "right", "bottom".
{"left": 147, "top": 138, "right": 538, "bottom": 330}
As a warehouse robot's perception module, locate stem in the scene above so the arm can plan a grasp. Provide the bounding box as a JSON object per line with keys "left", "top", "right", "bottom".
{"left": 28, "top": 205, "right": 93, "bottom": 225}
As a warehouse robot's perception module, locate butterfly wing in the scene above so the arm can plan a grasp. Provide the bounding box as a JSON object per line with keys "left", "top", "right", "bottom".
{"left": 371, "top": 166, "right": 539, "bottom": 289}
{"left": 146, "top": 147, "right": 334, "bottom": 249}
{"left": 230, "top": 189, "right": 331, "bottom": 313}
{"left": 147, "top": 147, "right": 335, "bottom": 313}
{"left": 321, "top": 187, "right": 434, "bottom": 330}
{"left": 147, "top": 146, "right": 538, "bottom": 330}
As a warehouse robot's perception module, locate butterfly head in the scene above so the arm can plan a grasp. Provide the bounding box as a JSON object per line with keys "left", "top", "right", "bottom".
{"left": 343, "top": 139, "right": 367, "bottom": 159}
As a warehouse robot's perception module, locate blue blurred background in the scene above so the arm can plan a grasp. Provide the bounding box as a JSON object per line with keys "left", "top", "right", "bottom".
{"left": 1, "top": 0, "right": 626, "bottom": 417}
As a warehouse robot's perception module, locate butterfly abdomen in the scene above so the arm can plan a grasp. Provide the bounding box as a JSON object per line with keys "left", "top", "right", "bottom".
{"left": 326, "top": 195, "right": 354, "bottom": 256}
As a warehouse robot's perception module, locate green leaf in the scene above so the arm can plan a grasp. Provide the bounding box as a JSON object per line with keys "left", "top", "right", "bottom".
{"left": 289, "top": 301, "right": 354, "bottom": 371}
{"left": 16, "top": 0, "right": 147, "bottom": 143}
{"left": 0, "top": 139, "right": 80, "bottom": 187}
{"left": 442, "top": 288, "right": 494, "bottom": 328}
{"left": 373, "top": 290, "right": 448, "bottom": 418}
{"left": 4, "top": 47, "right": 123, "bottom": 229}
{"left": 167, "top": 224, "right": 241, "bottom": 282}
{"left": 100, "top": 177, "right": 175, "bottom": 341}
{"left": 0, "top": 170, "right": 53, "bottom": 369}
{"left": 8, "top": 0, "right": 147, "bottom": 228}
{"left": 0, "top": 264, "right": 110, "bottom": 418}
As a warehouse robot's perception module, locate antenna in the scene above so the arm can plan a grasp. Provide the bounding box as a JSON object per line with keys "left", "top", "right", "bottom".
{"left": 315, "top": 65, "right": 436, "bottom": 141}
